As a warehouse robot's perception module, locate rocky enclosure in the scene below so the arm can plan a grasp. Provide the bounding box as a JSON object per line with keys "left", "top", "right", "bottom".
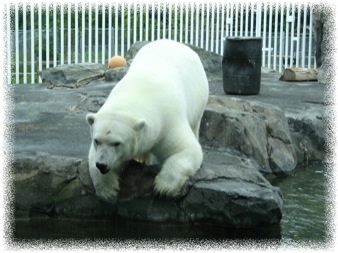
{"left": 14, "top": 150, "right": 282, "bottom": 227}
{"left": 12, "top": 42, "right": 326, "bottom": 229}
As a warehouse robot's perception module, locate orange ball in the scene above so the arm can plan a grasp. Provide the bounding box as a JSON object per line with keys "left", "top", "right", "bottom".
{"left": 108, "top": 56, "right": 127, "bottom": 69}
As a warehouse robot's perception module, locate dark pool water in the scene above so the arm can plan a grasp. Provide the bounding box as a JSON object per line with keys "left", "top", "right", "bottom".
{"left": 274, "top": 162, "right": 330, "bottom": 244}
{"left": 11, "top": 163, "right": 330, "bottom": 248}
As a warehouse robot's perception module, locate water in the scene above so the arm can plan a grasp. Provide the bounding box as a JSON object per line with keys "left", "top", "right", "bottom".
{"left": 274, "top": 162, "right": 329, "bottom": 244}
{"left": 11, "top": 163, "right": 330, "bottom": 246}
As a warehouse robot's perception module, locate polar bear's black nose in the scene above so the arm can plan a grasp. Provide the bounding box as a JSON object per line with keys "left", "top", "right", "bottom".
{"left": 96, "top": 162, "right": 108, "bottom": 174}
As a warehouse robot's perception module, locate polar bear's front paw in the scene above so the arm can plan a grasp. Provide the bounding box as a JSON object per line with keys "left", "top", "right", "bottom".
{"left": 90, "top": 167, "right": 120, "bottom": 204}
{"left": 95, "top": 185, "right": 119, "bottom": 204}
{"left": 154, "top": 170, "right": 188, "bottom": 197}
{"left": 134, "top": 152, "right": 152, "bottom": 165}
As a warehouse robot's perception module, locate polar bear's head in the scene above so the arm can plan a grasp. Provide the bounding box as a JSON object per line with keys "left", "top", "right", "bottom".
{"left": 86, "top": 113, "right": 145, "bottom": 174}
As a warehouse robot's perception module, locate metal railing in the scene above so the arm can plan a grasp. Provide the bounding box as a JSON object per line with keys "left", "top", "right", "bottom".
{"left": 5, "top": 1, "right": 316, "bottom": 84}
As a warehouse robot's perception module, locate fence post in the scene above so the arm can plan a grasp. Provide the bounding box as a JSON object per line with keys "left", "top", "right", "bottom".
{"left": 88, "top": 2, "right": 92, "bottom": 62}
{"left": 81, "top": 2, "right": 85, "bottom": 63}
{"left": 295, "top": 3, "right": 301, "bottom": 67}
{"left": 268, "top": 3, "right": 273, "bottom": 69}
{"left": 23, "top": 3, "right": 27, "bottom": 84}
{"left": 151, "top": 2, "right": 155, "bottom": 41}
{"left": 60, "top": 4, "right": 64, "bottom": 65}
{"left": 38, "top": 2, "right": 42, "bottom": 83}
{"left": 53, "top": 3, "right": 57, "bottom": 67}
{"left": 220, "top": 2, "right": 225, "bottom": 54}
{"left": 163, "top": 2, "right": 167, "bottom": 40}
{"left": 229, "top": 2, "right": 234, "bottom": 37}
{"left": 284, "top": 3, "right": 290, "bottom": 69}
{"left": 195, "top": 2, "right": 199, "bottom": 47}
{"left": 184, "top": 2, "right": 189, "bottom": 43}
{"left": 205, "top": 2, "right": 210, "bottom": 50}
{"left": 174, "top": 2, "right": 178, "bottom": 41}
{"left": 290, "top": 3, "right": 296, "bottom": 68}
{"left": 210, "top": 1, "right": 215, "bottom": 52}
{"left": 75, "top": 3, "right": 79, "bottom": 64}
{"left": 145, "top": 3, "right": 149, "bottom": 41}
{"left": 68, "top": 3, "right": 72, "bottom": 65}
{"left": 240, "top": 2, "right": 244, "bottom": 37}
{"left": 140, "top": 2, "right": 144, "bottom": 41}
{"left": 190, "top": 2, "right": 194, "bottom": 45}
{"left": 30, "top": 4, "right": 34, "bottom": 84}
{"left": 308, "top": 7, "right": 314, "bottom": 68}
{"left": 7, "top": 3, "right": 11, "bottom": 84}
{"left": 102, "top": 3, "right": 106, "bottom": 64}
{"left": 158, "top": 3, "right": 161, "bottom": 40}
{"left": 114, "top": 2, "right": 118, "bottom": 56}
{"left": 273, "top": 3, "right": 278, "bottom": 71}
{"left": 15, "top": 3, "right": 19, "bottom": 83}
{"left": 121, "top": 3, "right": 125, "bottom": 57}
{"left": 245, "top": 2, "right": 249, "bottom": 37}
{"left": 279, "top": 2, "right": 284, "bottom": 73}
{"left": 234, "top": 2, "right": 238, "bottom": 37}
{"left": 200, "top": 2, "right": 204, "bottom": 47}
{"left": 94, "top": 2, "right": 98, "bottom": 63}
{"left": 301, "top": 3, "right": 307, "bottom": 68}
{"left": 215, "top": 2, "right": 220, "bottom": 54}
{"left": 262, "top": 2, "right": 267, "bottom": 67}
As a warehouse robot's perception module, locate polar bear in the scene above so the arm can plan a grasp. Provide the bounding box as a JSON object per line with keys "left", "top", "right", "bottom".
{"left": 86, "top": 39, "right": 209, "bottom": 202}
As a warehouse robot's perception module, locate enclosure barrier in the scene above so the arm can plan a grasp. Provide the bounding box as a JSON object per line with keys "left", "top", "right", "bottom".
{"left": 5, "top": 1, "right": 315, "bottom": 84}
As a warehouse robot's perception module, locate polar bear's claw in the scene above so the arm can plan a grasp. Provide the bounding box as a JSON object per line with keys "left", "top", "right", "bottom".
{"left": 154, "top": 170, "right": 188, "bottom": 197}
{"left": 94, "top": 180, "right": 120, "bottom": 204}
{"left": 96, "top": 188, "right": 118, "bottom": 204}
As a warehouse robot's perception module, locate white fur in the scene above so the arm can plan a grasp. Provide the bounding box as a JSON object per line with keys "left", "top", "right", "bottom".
{"left": 86, "top": 40, "right": 209, "bottom": 202}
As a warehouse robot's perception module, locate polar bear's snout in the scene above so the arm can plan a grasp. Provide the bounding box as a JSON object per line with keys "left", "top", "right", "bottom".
{"left": 96, "top": 162, "right": 109, "bottom": 174}
{"left": 87, "top": 117, "right": 140, "bottom": 176}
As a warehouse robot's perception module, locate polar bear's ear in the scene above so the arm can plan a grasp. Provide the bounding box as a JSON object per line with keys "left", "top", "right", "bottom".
{"left": 86, "top": 113, "right": 96, "bottom": 126}
{"left": 134, "top": 119, "right": 146, "bottom": 131}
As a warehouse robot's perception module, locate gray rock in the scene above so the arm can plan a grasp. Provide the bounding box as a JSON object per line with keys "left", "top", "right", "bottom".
{"left": 186, "top": 44, "right": 222, "bottom": 77}
{"left": 317, "top": 64, "right": 329, "bottom": 85}
{"left": 105, "top": 67, "right": 129, "bottom": 82}
{"left": 125, "top": 40, "right": 222, "bottom": 78}
{"left": 287, "top": 110, "right": 326, "bottom": 165}
{"left": 125, "top": 41, "right": 151, "bottom": 61}
{"left": 200, "top": 96, "right": 297, "bottom": 175}
{"left": 182, "top": 180, "right": 282, "bottom": 226}
{"left": 181, "top": 153, "right": 283, "bottom": 227}
{"left": 209, "top": 73, "right": 326, "bottom": 165}
{"left": 313, "top": 5, "right": 332, "bottom": 85}
{"left": 13, "top": 150, "right": 283, "bottom": 227}
{"left": 39, "top": 63, "right": 107, "bottom": 87}
{"left": 13, "top": 151, "right": 93, "bottom": 217}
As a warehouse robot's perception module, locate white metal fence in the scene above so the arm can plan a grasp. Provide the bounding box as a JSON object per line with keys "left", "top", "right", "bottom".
{"left": 5, "top": 1, "right": 316, "bottom": 84}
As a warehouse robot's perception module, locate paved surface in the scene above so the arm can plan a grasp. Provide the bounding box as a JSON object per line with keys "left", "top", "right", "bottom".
{"left": 13, "top": 73, "right": 326, "bottom": 160}
{"left": 209, "top": 72, "right": 325, "bottom": 115}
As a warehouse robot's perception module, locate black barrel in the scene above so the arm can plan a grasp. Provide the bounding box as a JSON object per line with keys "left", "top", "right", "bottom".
{"left": 222, "top": 37, "right": 262, "bottom": 95}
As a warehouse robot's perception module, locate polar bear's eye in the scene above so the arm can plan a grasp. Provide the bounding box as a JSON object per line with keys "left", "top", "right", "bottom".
{"left": 109, "top": 142, "right": 121, "bottom": 147}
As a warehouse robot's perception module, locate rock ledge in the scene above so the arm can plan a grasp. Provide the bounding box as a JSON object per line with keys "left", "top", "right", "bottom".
{"left": 14, "top": 150, "right": 283, "bottom": 228}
